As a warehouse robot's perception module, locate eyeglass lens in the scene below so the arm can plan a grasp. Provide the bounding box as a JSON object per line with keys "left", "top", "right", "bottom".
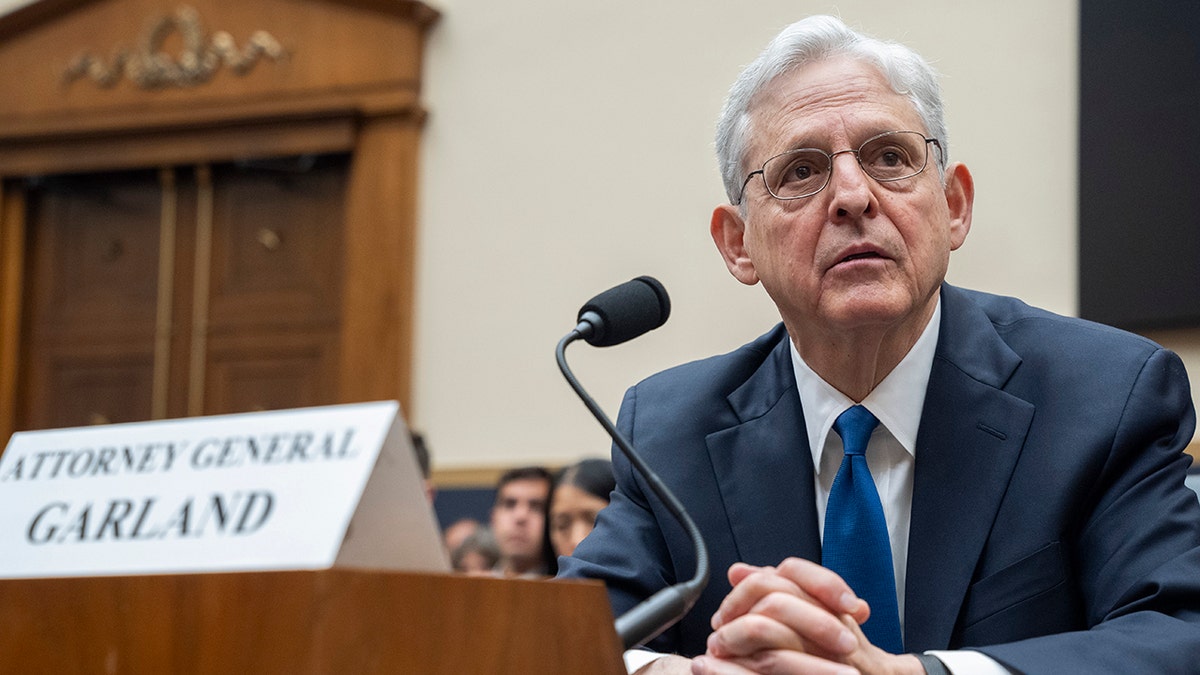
{"left": 763, "top": 131, "right": 930, "bottom": 200}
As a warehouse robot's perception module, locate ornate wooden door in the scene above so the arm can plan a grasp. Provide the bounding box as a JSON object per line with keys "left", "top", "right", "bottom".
{"left": 0, "top": 0, "right": 438, "bottom": 440}
{"left": 17, "top": 155, "right": 350, "bottom": 430}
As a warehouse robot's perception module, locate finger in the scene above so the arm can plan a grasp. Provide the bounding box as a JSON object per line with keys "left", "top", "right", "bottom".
{"left": 773, "top": 558, "right": 869, "bottom": 622}
{"left": 836, "top": 615, "right": 921, "bottom": 675}
{"left": 706, "top": 612, "right": 807, "bottom": 658}
{"left": 727, "top": 562, "right": 772, "bottom": 587}
{"left": 712, "top": 567, "right": 809, "bottom": 629}
{"left": 742, "top": 591, "right": 858, "bottom": 657}
{"left": 699, "top": 651, "right": 861, "bottom": 675}
{"left": 709, "top": 593, "right": 857, "bottom": 659}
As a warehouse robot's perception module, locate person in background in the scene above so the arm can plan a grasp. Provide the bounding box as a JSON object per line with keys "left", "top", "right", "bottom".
{"left": 410, "top": 431, "right": 435, "bottom": 505}
{"left": 450, "top": 523, "right": 501, "bottom": 574}
{"left": 443, "top": 516, "right": 483, "bottom": 560}
{"left": 547, "top": 458, "right": 616, "bottom": 559}
{"left": 490, "top": 465, "right": 553, "bottom": 577}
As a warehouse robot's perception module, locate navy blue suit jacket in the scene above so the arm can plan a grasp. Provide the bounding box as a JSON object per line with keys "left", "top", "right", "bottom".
{"left": 558, "top": 284, "right": 1200, "bottom": 673}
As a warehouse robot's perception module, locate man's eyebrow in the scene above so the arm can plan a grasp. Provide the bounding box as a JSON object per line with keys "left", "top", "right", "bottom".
{"left": 780, "top": 134, "right": 823, "bottom": 150}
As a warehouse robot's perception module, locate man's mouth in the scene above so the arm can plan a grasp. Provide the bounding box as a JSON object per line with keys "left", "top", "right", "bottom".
{"left": 840, "top": 251, "right": 883, "bottom": 263}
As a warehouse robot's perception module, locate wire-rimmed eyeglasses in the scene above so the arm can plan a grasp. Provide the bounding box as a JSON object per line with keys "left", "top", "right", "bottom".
{"left": 734, "top": 130, "right": 941, "bottom": 205}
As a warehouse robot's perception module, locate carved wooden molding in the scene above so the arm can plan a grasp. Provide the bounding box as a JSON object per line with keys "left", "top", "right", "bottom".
{"left": 63, "top": 5, "right": 287, "bottom": 90}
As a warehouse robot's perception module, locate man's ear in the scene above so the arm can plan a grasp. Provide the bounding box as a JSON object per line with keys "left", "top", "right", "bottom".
{"left": 943, "top": 162, "right": 974, "bottom": 251}
{"left": 711, "top": 204, "right": 760, "bottom": 286}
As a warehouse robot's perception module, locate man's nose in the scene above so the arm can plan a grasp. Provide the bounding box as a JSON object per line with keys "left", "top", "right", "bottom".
{"left": 829, "top": 150, "right": 871, "bottom": 187}
{"left": 827, "top": 151, "right": 873, "bottom": 219}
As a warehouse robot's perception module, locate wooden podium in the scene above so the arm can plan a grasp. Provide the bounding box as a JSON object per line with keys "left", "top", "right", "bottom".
{"left": 0, "top": 569, "right": 627, "bottom": 674}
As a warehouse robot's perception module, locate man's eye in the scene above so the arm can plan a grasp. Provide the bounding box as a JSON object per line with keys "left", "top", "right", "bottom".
{"left": 863, "top": 144, "right": 913, "bottom": 173}
{"left": 880, "top": 150, "right": 902, "bottom": 166}
{"left": 779, "top": 159, "right": 820, "bottom": 184}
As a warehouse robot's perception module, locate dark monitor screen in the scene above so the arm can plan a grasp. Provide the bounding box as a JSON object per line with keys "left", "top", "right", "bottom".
{"left": 1079, "top": 1, "right": 1200, "bottom": 330}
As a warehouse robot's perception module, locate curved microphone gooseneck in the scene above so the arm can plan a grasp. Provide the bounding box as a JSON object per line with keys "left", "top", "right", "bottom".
{"left": 555, "top": 276, "right": 710, "bottom": 650}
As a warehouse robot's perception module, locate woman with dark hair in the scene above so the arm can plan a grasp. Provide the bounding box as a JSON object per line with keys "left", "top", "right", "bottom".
{"left": 546, "top": 458, "right": 615, "bottom": 563}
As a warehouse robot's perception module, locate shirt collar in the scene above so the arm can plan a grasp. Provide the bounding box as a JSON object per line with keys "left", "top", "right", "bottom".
{"left": 790, "top": 298, "right": 941, "bottom": 466}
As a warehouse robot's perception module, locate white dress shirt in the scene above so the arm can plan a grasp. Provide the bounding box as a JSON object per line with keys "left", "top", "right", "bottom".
{"left": 625, "top": 299, "right": 1009, "bottom": 674}
{"left": 790, "top": 299, "right": 1008, "bottom": 675}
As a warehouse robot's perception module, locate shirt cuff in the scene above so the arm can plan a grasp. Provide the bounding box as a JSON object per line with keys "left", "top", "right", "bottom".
{"left": 926, "top": 649, "right": 1014, "bottom": 675}
{"left": 624, "top": 647, "right": 1009, "bottom": 674}
{"left": 623, "top": 648, "right": 665, "bottom": 673}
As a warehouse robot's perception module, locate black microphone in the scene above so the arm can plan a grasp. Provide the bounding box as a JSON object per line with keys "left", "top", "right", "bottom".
{"left": 556, "top": 276, "right": 709, "bottom": 650}
{"left": 575, "top": 275, "right": 671, "bottom": 347}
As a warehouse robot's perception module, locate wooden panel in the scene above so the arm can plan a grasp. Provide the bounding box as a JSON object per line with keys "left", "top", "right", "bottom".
{"left": 18, "top": 169, "right": 162, "bottom": 431}
{"left": 339, "top": 114, "right": 419, "bottom": 412}
{"left": 0, "top": 0, "right": 437, "bottom": 134}
{"left": 0, "top": 183, "right": 26, "bottom": 444}
{"left": 0, "top": 115, "right": 359, "bottom": 176}
{"left": 203, "top": 330, "right": 339, "bottom": 415}
{"left": 20, "top": 341, "right": 155, "bottom": 429}
{"left": 0, "top": 570, "right": 625, "bottom": 675}
{"left": 24, "top": 170, "right": 162, "bottom": 333}
{"left": 207, "top": 155, "right": 346, "bottom": 329}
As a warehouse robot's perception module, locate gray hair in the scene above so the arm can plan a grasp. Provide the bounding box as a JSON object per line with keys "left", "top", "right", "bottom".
{"left": 715, "top": 15, "right": 949, "bottom": 204}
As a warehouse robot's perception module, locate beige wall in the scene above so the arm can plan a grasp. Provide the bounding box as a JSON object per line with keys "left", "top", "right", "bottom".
{"left": 2, "top": 0, "right": 1194, "bottom": 469}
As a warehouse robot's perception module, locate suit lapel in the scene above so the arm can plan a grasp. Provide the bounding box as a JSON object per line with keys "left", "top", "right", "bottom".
{"left": 904, "top": 285, "right": 1035, "bottom": 651}
{"left": 706, "top": 328, "right": 823, "bottom": 567}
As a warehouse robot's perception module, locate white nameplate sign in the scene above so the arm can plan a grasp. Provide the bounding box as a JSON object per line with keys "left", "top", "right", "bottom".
{"left": 0, "top": 401, "right": 449, "bottom": 578}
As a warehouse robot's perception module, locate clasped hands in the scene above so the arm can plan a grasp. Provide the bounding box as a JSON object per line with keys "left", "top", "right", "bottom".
{"left": 655, "top": 558, "right": 923, "bottom": 675}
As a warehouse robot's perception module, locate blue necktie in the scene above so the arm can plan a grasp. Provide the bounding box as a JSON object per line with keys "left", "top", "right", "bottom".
{"left": 822, "top": 405, "right": 903, "bottom": 653}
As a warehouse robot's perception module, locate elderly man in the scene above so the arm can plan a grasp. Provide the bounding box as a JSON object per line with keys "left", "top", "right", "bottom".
{"left": 557, "top": 15, "right": 1200, "bottom": 675}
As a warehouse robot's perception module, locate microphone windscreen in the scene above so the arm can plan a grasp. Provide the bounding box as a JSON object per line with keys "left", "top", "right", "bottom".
{"left": 578, "top": 276, "right": 671, "bottom": 347}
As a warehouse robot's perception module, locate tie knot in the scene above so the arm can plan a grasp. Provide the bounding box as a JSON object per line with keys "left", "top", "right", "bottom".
{"left": 833, "top": 405, "right": 878, "bottom": 456}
